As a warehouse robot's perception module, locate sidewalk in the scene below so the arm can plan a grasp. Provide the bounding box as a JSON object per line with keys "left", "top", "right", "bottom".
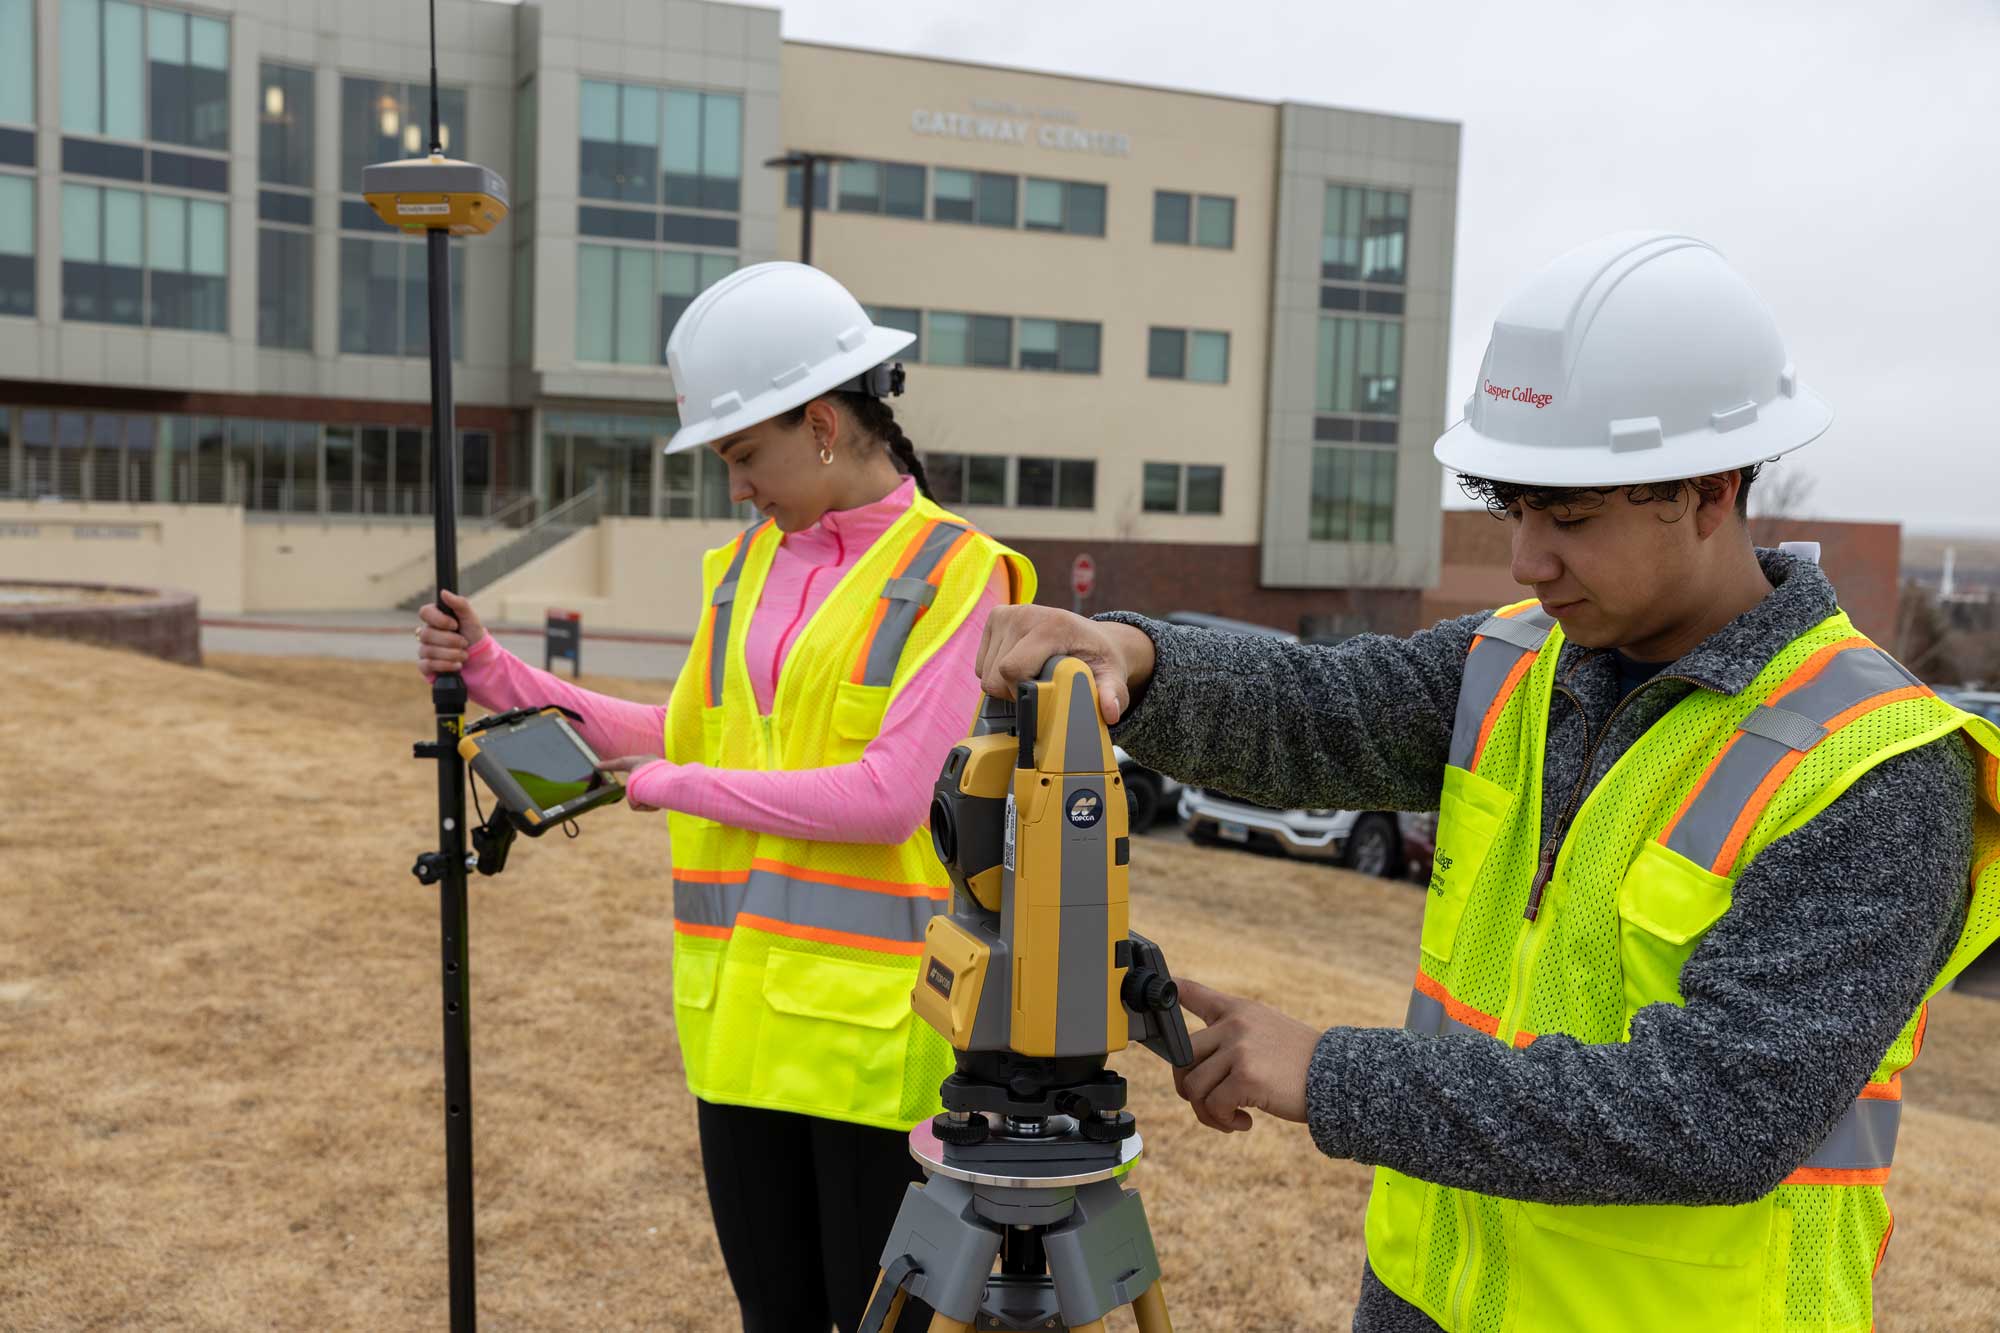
{"left": 200, "top": 611, "right": 692, "bottom": 681}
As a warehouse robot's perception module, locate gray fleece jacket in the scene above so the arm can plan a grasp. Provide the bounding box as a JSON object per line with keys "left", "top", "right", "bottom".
{"left": 1101, "top": 551, "right": 1975, "bottom": 1333}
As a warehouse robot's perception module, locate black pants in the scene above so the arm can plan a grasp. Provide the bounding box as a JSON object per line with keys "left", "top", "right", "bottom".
{"left": 697, "top": 1099, "right": 935, "bottom": 1333}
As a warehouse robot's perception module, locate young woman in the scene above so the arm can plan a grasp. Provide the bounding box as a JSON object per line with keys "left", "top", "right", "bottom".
{"left": 415, "top": 263, "right": 1035, "bottom": 1332}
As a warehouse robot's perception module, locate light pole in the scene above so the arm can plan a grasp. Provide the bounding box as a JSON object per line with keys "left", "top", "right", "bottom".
{"left": 764, "top": 149, "right": 849, "bottom": 266}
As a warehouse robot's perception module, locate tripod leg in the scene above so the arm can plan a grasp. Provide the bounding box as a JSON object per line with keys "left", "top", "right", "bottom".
{"left": 925, "top": 1314, "right": 973, "bottom": 1333}
{"left": 1131, "top": 1280, "right": 1174, "bottom": 1333}
{"left": 1067, "top": 1322, "right": 1107, "bottom": 1333}
{"left": 860, "top": 1259, "right": 914, "bottom": 1333}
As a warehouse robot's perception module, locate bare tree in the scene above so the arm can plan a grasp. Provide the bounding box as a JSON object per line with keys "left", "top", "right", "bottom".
{"left": 1748, "top": 462, "right": 1818, "bottom": 548}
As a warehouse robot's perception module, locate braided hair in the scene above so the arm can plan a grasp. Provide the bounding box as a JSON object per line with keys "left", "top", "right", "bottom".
{"left": 778, "top": 385, "right": 934, "bottom": 501}
{"left": 832, "top": 391, "right": 933, "bottom": 501}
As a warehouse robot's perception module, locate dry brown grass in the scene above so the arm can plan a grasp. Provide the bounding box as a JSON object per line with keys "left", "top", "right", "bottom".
{"left": 1, "top": 638, "right": 1995, "bottom": 1331}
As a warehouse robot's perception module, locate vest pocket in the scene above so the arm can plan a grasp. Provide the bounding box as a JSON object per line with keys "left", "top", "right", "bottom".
{"left": 1423, "top": 765, "right": 1516, "bottom": 963}
{"left": 671, "top": 934, "right": 725, "bottom": 1090}
{"left": 1617, "top": 839, "right": 1734, "bottom": 1022}
{"left": 828, "top": 681, "right": 893, "bottom": 764}
{"left": 753, "top": 947, "right": 915, "bottom": 1120}
{"left": 1362, "top": 1165, "right": 1428, "bottom": 1296}
{"left": 1514, "top": 1197, "right": 1775, "bottom": 1333}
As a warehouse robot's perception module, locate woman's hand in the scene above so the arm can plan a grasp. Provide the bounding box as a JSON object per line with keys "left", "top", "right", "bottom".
{"left": 415, "top": 589, "right": 488, "bottom": 676}
{"left": 975, "top": 605, "right": 1157, "bottom": 725}
{"left": 600, "top": 754, "right": 669, "bottom": 811}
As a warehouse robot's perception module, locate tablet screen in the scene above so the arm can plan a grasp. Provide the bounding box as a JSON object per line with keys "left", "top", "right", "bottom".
{"left": 478, "top": 714, "right": 603, "bottom": 810}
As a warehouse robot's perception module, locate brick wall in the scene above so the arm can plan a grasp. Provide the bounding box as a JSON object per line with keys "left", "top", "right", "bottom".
{"left": 1422, "top": 510, "right": 1903, "bottom": 644}
{"left": 998, "top": 537, "right": 1425, "bottom": 638}
{"left": 0, "top": 583, "right": 201, "bottom": 666}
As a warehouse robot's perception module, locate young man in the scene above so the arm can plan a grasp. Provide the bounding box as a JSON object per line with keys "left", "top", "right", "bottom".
{"left": 975, "top": 233, "right": 2000, "bottom": 1332}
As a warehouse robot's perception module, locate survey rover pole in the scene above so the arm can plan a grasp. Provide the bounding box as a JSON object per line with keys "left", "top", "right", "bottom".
{"left": 425, "top": 218, "right": 477, "bottom": 1332}
{"left": 366, "top": 3, "right": 510, "bottom": 1324}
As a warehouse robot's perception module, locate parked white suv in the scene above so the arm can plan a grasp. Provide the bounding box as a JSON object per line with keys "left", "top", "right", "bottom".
{"left": 1179, "top": 791, "right": 1409, "bottom": 878}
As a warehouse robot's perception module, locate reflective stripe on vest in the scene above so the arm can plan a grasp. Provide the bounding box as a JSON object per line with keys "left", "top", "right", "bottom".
{"left": 1403, "top": 976, "right": 1906, "bottom": 1183}
{"left": 702, "top": 523, "right": 767, "bottom": 708}
{"left": 851, "top": 520, "right": 974, "bottom": 686}
{"left": 672, "top": 859, "right": 949, "bottom": 954}
{"left": 1448, "top": 604, "right": 1556, "bottom": 771}
{"left": 1661, "top": 640, "right": 1931, "bottom": 875}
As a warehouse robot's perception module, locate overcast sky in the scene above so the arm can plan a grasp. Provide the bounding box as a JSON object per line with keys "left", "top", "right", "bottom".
{"left": 755, "top": 0, "right": 1999, "bottom": 535}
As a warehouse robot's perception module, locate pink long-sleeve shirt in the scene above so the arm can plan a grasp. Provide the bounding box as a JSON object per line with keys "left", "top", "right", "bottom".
{"left": 455, "top": 478, "right": 1005, "bottom": 845}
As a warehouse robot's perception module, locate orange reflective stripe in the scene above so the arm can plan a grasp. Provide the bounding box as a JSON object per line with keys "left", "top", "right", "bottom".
{"left": 1662, "top": 731, "right": 1744, "bottom": 842}
{"left": 1711, "top": 681, "right": 1930, "bottom": 875}
{"left": 1766, "top": 636, "right": 1876, "bottom": 706}
{"left": 1874, "top": 1210, "right": 1895, "bottom": 1278}
{"left": 1472, "top": 650, "right": 1538, "bottom": 772}
{"left": 735, "top": 911, "right": 928, "bottom": 956}
{"left": 748, "top": 857, "right": 949, "bottom": 901}
{"left": 1661, "top": 639, "right": 1872, "bottom": 852}
{"left": 1910, "top": 1002, "right": 1929, "bottom": 1061}
{"left": 1784, "top": 1165, "right": 1891, "bottom": 1187}
{"left": 1858, "top": 1077, "right": 1902, "bottom": 1101}
{"left": 698, "top": 603, "right": 722, "bottom": 707}
{"left": 1414, "top": 971, "right": 1502, "bottom": 1039}
{"left": 848, "top": 519, "right": 942, "bottom": 685}
{"left": 673, "top": 920, "right": 732, "bottom": 941}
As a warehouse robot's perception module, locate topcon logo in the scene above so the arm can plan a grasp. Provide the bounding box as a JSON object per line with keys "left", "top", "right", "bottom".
{"left": 1484, "top": 380, "right": 1554, "bottom": 409}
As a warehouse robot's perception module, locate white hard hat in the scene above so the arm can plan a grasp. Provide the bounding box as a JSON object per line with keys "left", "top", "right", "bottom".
{"left": 1433, "top": 232, "right": 1832, "bottom": 487}
{"left": 664, "top": 261, "right": 914, "bottom": 455}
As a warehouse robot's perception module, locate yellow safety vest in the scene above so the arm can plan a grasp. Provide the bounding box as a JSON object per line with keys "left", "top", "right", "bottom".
{"left": 663, "top": 492, "right": 1036, "bottom": 1130}
{"left": 1367, "top": 601, "right": 2000, "bottom": 1333}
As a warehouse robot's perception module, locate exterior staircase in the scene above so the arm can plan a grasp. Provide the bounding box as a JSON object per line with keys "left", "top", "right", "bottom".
{"left": 396, "top": 485, "right": 603, "bottom": 611}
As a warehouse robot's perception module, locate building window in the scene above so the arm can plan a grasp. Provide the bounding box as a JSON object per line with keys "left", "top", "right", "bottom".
{"left": 865, "top": 305, "right": 921, "bottom": 361}
{"left": 258, "top": 62, "right": 312, "bottom": 187}
{"left": 837, "top": 160, "right": 926, "bottom": 218}
{"left": 257, "top": 62, "right": 313, "bottom": 350}
{"left": 934, "top": 169, "right": 1016, "bottom": 227}
{"left": 340, "top": 76, "right": 466, "bottom": 194}
{"left": 575, "top": 243, "right": 733, "bottom": 366}
{"left": 337, "top": 76, "right": 468, "bottom": 357}
{"left": 1143, "top": 462, "right": 1223, "bottom": 515}
{"left": 1154, "top": 190, "right": 1235, "bottom": 248}
{"left": 580, "top": 80, "right": 741, "bottom": 213}
{"left": 60, "top": 181, "right": 222, "bottom": 330}
{"left": 0, "top": 173, "right": 32, "bottom": 316}
{"left": 1, "top": 0, "right": 34, "bottom": 130}
{"left": 1316, "top": 316, "right": 1401, "bottom": 431}
{"left": 338, "top": 236, "right": 463, "bottom": 357}
{"left": 1311, "top": 446, "right": 1395, "bottom": 543}
{"left": 1147, "top": 327, "right": 1230, "bottom": 383}
{"left": 61, "top": 1, "right": 227, "bottom": 151}
{"left": 928, "top": 311, "right": 1012, "bottom": 368}
{"left": 1322, "top": 184, "right": 1408, "bottom": 313}
{"left": 784, "top": 161, "right": 831, "bottom": 210}
{"left": 923, "top": 452, "right": 1009, "bottom": 507}
{"left": 1017, "top": 319, "right": 1100, "bottom": 374}
{"left": 574, "top": 79, "right": 738, "bottom": 361}
{"left": 1017, "top": 456, "right": 1095, "bottom": 510}
{"left": 1024, "top": 178, "right": 1105, "bottom": 237}
{"left": 145, "top": 191, "right": 225, "bottom": 329}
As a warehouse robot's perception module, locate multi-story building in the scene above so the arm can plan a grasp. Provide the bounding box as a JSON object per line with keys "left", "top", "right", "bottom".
{"left": 0, "top": 0, "right": 1460, "bottom": 634}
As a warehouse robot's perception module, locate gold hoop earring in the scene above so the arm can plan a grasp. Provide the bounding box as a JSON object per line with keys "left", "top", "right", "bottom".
{"left": 819, "top": 444, "right": 835, "bottom": 466}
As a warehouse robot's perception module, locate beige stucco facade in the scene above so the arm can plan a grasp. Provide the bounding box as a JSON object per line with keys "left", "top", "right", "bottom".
{"left": 2, "top": 1, "right": 1459, "bottom": 630}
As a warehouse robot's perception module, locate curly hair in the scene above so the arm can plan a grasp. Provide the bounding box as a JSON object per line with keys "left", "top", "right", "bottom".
{"left": 1456, "top": 464, "right": 1762, "bottom": 522}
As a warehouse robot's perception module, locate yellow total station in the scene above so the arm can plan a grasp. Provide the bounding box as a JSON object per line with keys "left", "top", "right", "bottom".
{"left": 918, "top": 656, "right": 1191, "bottom": 1145}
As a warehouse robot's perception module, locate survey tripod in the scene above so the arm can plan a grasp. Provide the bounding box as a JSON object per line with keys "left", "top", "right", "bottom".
{"left": 861, "top": 665, "right": 1193, "bottom": 1332}
{"left": 371, "top": 4, "right": 508, "bottom": 1328}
